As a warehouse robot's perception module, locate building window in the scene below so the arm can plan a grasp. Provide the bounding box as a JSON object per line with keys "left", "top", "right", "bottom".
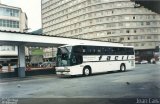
{"left": 82, "top": 8, "right": 86, "bottom": 13}
{"left": 154, "top": 35, "right": 158, "bottom": 39}
{"left": 117, "top": 3, "right": 122, "bottom": 7}
{"left": 96, "top": 4, "right": 102, "bottom": 9}
{"left": 152, "top": 15, "right": 156, "bottom": 19}
{"left": 96, "top": 18, "right": 102, "bottom": 22}
{"left": 134, "top": 36, "right": 138, "bottom": 39}
{"left": 0, "top": 7, "right": 20, "bottom": 17}
{"left": 88, "top": 13, "right": 92, "bottom": 17}
{"left": 153, "top": 28, "right": 158, "bottom": 33}
{"left": 127, "top": 43, "right": 131, "bottom": 46}
{"left": 107, "top": 31, "right": 111, "bottom": 35}
{"left": 126, "top": 30, "right": 130, "bottom": 33}
{"left": 133, "top": 16, "right": 135, "bottom": 19}
{"left": 119, "top": 23, "right": 123, "bottom": 26}
{"left": 151, "top": 22, "right": 157, "bottom": 26}
{"left": 94, "top": 0, "right": 101, "bottom": 3}
{"left": 140, "top": 36, "right": 145, "bottom": 39}
{"left": 118, "top": 16, "right": 123, "bottom": 20}
{"left": 120, "top": 30, "right": 123, "bottom": 33}
{"left": 135, "top": 43, "right": 138, "bottom": 46}
{"left": 79, "top": 28, "right": 82, "bottom": 32}
{"left": 146, "top": 22, "right": 150, "bottom": 25}
{"left": 147, "top": 36, "right": 152, "bottom": 39}
{"left": 141, "top": 22, "right": 144, "bottom": 26}
{"left": 148, "top": 43, "right": 152, "bottom": 46}
{"left": 88, "top": 6, "right": 92, "bottom": 11}
{"left": 0, "top": 19, "right": 19, "bottom": 28}
{"left": 141, "top": 43, "right": 145, "bottom": 46}
{"left": 0, "top": 46, "right": 15, "bottom": 51}
{"left": 112, "top": 10, "right": 114, "bottom": 14}
{"left": 87, "top": 0, "right": 91, "bottom": 4}
{"left": 125, "top": 23, "right": 130, "bottom": 27}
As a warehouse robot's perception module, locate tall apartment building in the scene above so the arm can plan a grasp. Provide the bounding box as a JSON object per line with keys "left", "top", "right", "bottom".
{"left": 41, "top": 0, "right": 160, "bottom": 62}
{"left": 0, "top": 3, "right": 28, "bottom": 64}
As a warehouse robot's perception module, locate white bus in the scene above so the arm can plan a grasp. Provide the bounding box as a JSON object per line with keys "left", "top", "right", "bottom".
{"left": 56, "top": 43, "right": 135, "bottom": 76}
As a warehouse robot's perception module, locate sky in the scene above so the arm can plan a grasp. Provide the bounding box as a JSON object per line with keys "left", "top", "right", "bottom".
{"left": 1, "top": 0, "right": 41, "bottom": 32}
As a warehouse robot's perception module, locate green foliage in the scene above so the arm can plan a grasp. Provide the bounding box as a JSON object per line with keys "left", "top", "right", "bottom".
{"left": 31, "top": 49, "right": 43, "bottom": 55}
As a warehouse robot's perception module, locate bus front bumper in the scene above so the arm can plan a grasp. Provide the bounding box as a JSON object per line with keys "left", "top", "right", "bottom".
{"left": 56, "top": 71, "right": 71, "bottom": 75}
{"left": 56, "top": 67, "right": 71, "bottom": 75}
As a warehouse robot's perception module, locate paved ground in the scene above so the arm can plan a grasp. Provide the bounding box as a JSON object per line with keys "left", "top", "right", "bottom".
{"left": 0, "top": 64, "right": 160, "bottom": 104}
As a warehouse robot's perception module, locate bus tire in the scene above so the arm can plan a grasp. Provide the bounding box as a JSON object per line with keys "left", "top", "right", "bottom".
{"left": 120, "top": 64, "right": 126, "bottom": 72}
{"left": 83, "top": 66, "right": 91, "bottom": 76}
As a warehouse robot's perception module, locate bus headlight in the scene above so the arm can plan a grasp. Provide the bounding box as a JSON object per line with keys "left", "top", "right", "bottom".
{"left": 64, "top": 67, "right": 70, "bottom": 72}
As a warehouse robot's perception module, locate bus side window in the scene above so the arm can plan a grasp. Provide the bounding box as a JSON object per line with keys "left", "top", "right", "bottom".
{"left": 72, "top": 54, "right": 83, "bottom": 65}
{"left": 85, "top": 46, "right": 92, "bottom": 55}
{"left": 82, "top": 46, "right": 87, "bottom": 55}
{"left": 104, "top": 47, "right": 110, "bottom": 55}
{"left": 119, "top": 48, "right": 124, "bottom": 55}
{"left": 132, "top": 48, "right": 134, "bottom": 55}
{"left": 125, "top": 48, "right": 134, "bottom": 55}
{"left": 117, "top": 48, "right": 120, "bottom": 55}
{"left": 127, "top": 48, "right": 134, "bottom": 55}
{"left": 124, "top": 48, "right": 127, "bottom": 55}
{"left": 83, "top": 48, "right": 86, "bottom": 54}
{"left": 73, "top": 46, "right": 83, "bottom": 53}
{"left": 87, "top": 46, "right": 96, "bottom": 55}
{"left": 111, "top": 47, "right": 116, "bottom": 55}
{"left": 101, "top": 47, "right": 105, "bottom": 55}
{"left": 97, "top": 46, "right": 101, "bottom": 54}
{"left": 85, "top": 46, "right": 90, "bottom": 54}
{"left": 92, "top": 46, "right": 96, "bottom": 54}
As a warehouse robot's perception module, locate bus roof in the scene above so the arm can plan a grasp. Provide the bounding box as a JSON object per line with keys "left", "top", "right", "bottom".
{"left": 59, "top": 42, "right": 134, "bottom": 48}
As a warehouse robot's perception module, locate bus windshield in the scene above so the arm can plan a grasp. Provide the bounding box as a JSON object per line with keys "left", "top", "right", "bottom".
{"left": 56, "top": 46, "right": 83, "bottom": 67}
{"left": 56, "top": 46, "right": 72, "bottom": 67}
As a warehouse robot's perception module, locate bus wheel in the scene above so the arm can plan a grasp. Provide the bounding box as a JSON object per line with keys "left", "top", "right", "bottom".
{"left": 120, "top": 64, "right": 126, "bottom": 72}
{"left": 83, "top": 67, "right": 91, "bottom": 76}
